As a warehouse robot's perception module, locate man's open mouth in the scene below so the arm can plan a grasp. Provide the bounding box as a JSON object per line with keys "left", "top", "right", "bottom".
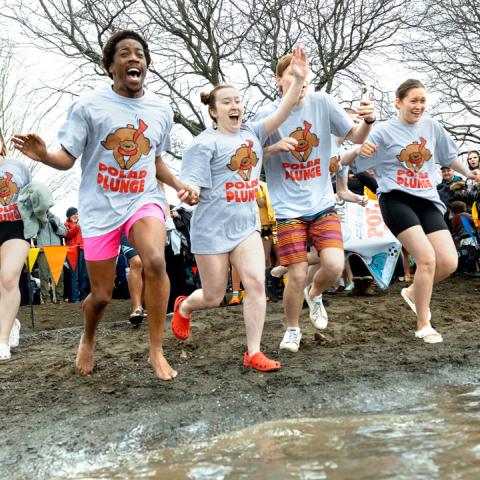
{"left": 127, "top": 67, "right": 142, "bottom": 80}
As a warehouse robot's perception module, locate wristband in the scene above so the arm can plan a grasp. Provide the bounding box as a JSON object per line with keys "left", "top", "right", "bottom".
{"left": 364, "top": 117, "right": 376, "bottom": 125}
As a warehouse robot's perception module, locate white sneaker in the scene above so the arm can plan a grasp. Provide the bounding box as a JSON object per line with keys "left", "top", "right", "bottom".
{"left": 0, "top": 343, "right": 11, "bottom": 362}
{"left": 279, "top": 327, "right": 302, "bottom": 352}
{"left": 9, "top": 319, "right": 21, "bottom": 348}
{"left": 304, "top": 285, "right": 328, "bottom": 329}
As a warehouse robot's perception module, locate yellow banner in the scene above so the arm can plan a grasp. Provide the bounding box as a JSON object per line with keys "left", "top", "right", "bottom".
{"left": 26, "top": 248, "right": 40, "bottom": 272}
{"left": 43, "top": 246, "right": 68, "bottom": 285}
{"left": 364, "top": 186, "right": 377, "bottom": 201}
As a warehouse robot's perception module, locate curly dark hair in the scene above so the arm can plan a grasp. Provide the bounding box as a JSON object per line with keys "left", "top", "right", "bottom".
{"left": 102, "top": 30, "right": 151, "bottom": 79}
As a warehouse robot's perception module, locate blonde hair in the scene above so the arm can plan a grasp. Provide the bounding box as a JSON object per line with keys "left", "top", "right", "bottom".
{"left": 275, "top": 53, "right": 296, "bottom": 94}
{"left": 276, "top": 53, "right": 293, "bottom": 79}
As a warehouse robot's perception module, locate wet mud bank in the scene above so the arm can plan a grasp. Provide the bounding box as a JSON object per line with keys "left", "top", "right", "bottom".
{"left": 2, "top": 277, "right": 480, "bottom": 478}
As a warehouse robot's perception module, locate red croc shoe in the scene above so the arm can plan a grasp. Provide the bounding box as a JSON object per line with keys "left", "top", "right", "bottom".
{"left": 243, "top": 352, "right": 281, "bottom": 372}
{"left": 172, "top": 296, "right": 191, "bottom": 340}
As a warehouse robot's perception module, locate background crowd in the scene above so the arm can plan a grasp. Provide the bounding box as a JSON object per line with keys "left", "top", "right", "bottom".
{"left": 21, "top": 151, "right": 479, "bottom": 319}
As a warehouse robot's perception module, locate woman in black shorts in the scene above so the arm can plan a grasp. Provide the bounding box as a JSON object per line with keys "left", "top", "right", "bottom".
{"left": 350, "top": 80, "right": 479, "bottom": 343}
{"left": 0, "top": 136, "right": 31, "bottom": 361}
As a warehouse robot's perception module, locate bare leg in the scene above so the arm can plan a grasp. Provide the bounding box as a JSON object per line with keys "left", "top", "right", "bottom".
{"left": 428, "top": 230, "right": 458, "bottom": 284}
{"left": 231, "top": 232, "right": 266, "bottom": 355}
{"left": 283, "top": 261, "right": 308, "bottom": 328}
{"left": 127, "top": 255, "right": 144, "bottom": 312}
{"left": 129, "top": 217, "right": 176, "bottom": 381}
{"left": 309, "top": 248, "right": 345, "bottom": 298}
{"left": 343, "top": 258, "right": 353, "bottom": 286}
{"left": 401, "top": 228, "right": 458, "bottom": 331}
{"left": 76, "top": 257, "right": 117, "bottom": 375}
{"left": 0, "top": 239, "right": 30, "bottom": 344}
{"left": 305, "top": 247, "right": 321, "bottom": 286}
{"left": 180, "top": 254, "right": 229, "bottom": 316}
{"left": 402, "top": 247, "right": 412, "bottom": 281}
{"left": 231, "top": 265, "right": 241, "bottom": 292}
{"left": 271, "top": 240, "right": 280, "bottom": 267}
{"left": 262, "top": 236, "right": 273, "bottom": 269}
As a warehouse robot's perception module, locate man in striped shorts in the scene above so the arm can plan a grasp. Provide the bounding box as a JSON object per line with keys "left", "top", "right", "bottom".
{"left": 255, "top": 54, "right": 375, "bottom": 351}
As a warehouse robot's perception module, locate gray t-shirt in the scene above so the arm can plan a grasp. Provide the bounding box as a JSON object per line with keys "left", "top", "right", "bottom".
{"left": 355, "top": 117, "right": 458, "bottom": 213}
{"left": 0, "top": 157, "right": 31, "bottom": 223}
{"left": 254, "top": 92, "right": 353, "bottom": 218}
{"left": 181, "top": 122, "right": 267, "bottom": 254}
{"left": 58, "top": 86, "right": 173, "bottom": 237}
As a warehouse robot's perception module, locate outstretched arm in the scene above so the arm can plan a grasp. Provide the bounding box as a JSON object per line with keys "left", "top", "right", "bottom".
{"left": 11, "top": 133, "right": 75, "bottom": 170}
{"left": 450, "top": 158, "right": 480, "bottom": 181}
{"left": 341, "top": 143, "right": 377, "bottom": 166}
{"left": 155, "top": 156, "right": 199, "bottom": 205}
{"left": 263, "top": 46, "right": 308, "bottom": 137}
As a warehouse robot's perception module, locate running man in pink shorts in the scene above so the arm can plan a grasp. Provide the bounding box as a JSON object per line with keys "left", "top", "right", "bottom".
{"left": 13, "top": 30, "right": 197, "bottom": 381}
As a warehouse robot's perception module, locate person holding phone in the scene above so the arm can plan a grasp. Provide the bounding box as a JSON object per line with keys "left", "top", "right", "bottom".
{"left": 254, "top": 59, "right": 375, "bottom": 352}
{"left": 348, "top": 79, "right": 480, "bottom": 343}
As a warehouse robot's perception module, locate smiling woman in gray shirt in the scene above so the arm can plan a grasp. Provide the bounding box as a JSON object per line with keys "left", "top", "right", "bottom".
{"left": 173, "top": 46, "right": 308, "bottom": 372}
{"left": 351, "top": 79, "right": 479, "bottom": 344}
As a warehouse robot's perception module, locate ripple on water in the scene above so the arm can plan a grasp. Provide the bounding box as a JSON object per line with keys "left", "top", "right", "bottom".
{"left": 49, "top": 385, "right": 480, "bottom": 480}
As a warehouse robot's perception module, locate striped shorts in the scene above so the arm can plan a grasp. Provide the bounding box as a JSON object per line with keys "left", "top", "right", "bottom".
{"left": 276, "top": 206, "right": 343, "bottom": 266}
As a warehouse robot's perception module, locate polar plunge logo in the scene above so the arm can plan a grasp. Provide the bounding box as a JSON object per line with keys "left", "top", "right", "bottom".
{"left": 97, "top": 162, "right": 148, "bottom": 193}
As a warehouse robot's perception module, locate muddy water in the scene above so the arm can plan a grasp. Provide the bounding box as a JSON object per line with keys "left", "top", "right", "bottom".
{"left": 60, "top": 386, "right": 480, "bottom": 479}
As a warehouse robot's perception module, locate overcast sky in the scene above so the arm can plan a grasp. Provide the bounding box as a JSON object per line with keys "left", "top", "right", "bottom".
{"left": 1, "top": 14, "right": 467, "bottom": 220}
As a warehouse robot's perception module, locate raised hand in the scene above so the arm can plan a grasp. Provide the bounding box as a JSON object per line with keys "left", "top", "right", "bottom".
{"left": 357, "top": 98, "right": 375, "bottom": 124}
{"left": 11, "top": 133, "right": 48, "bottom": 162}
{"left": 290, "top": 45, "right": 308, "bottom": 83}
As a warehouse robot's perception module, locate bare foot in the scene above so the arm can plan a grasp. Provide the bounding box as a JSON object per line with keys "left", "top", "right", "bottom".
{"left": 76, "top": 333, "right": 95, "bottom": 376}
{"left": 149, "top": 348, "right": 177, "bottom": 381}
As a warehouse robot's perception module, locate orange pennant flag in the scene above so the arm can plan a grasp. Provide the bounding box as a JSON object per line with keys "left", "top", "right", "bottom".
{"left": 43, "top": 246, "right": 68, "bottom": 285}
{"left": 66, "top": 246, "right": 79, "bottom": 272}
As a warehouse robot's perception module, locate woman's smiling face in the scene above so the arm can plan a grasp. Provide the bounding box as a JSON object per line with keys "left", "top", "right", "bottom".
{"left": 210, "top": 87, "right": 245, "bottom": 133}
{"left": 396, "top": 87, "right": 427, "bottom": 124}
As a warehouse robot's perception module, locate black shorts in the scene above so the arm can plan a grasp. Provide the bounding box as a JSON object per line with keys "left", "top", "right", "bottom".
{"left": 379, "top": 190, "right": 448, "bottom": 237}
{"left": 0, "top": 220, "right": 26, "bottom": 247}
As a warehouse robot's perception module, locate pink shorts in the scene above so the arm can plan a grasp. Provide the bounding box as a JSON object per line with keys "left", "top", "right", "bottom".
{"left": 83, "top": 203, "right": 165, "bottom": 262}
